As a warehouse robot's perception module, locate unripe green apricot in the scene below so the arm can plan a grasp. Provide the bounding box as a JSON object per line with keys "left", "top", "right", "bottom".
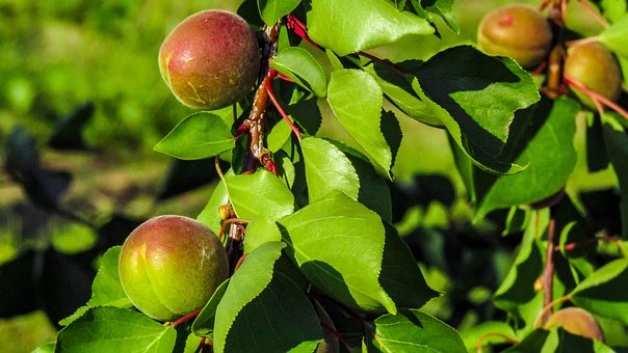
{"left": 478, "top": 5, "right": 553, "bottom": 68}
{"left": 159, "top": 10, "right": 261, "bottom": 110}
{"left": 545, "top": 307, "right": 605, "bottom": 341}
{"left": 563, "top": 42, "right": 622, "bottom": 109}
{"left": 119, "top": 215, "right": 229, "bottom": 321}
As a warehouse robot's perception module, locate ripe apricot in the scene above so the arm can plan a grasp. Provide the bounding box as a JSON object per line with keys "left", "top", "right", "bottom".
{"left": 159, "top": 10, "right": 261, "bottom": 110}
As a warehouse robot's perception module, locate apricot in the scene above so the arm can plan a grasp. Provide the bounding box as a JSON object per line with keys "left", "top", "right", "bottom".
{"left": 478, "top": 5, "right": 553, "bottom": 68}
{"left": 563, "top": 42, "right": 623, "bottom": 109}
{"left": 545, "top": 307, "right": 605, "bottom": 341}
{"left": 118, "top": 215, "right": 229, "bottom": 321}
{"left": 159, "top": 10, "right": 261, "bottom": 110}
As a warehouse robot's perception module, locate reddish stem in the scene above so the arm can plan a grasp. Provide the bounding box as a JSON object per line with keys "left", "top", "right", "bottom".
{"left": 266, "top": 69, "right": 302, "bottom": 141}
{"left": 167, "top": 309, "right": 201, "bottom": 327}
{"left": 564, "top": 75, "right": 628, "bottom": 119}
{"left": 286, "top": 14, "right": 322, "bottom": 49}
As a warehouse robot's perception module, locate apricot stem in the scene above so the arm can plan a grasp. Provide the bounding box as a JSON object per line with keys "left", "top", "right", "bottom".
{"left": 286, "top": 14, "right": 322, "bottom": 50}
{"left": 266, "top": 69, "right": 302, "bottom": 142}
{"left": 564, "top": 75, "right": 628, "bottom": 119}
{"left": 166, "top": 309, "right": 201, "bottom": 327}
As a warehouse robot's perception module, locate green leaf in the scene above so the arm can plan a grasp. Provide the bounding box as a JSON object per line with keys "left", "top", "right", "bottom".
{"left": 55, "top": 307, "right": 176, "bottom": 353}
{"left": 301, "top": 137, "right": 359, "bottom": 202}
{"left": 197, "top": 171, "right": 232, "bottom": 235}
{"left": 257, "top": 0, "right": 300, "bottom": 25}
{"left": 373, "top": 309, "right": 466, "bottom": 352}
{"left": 327, "top": 69, "right": 395, "bottom": 177}
{"left": 308, "top": 0, "right": 434, "bottom": 56}
{"left": 420, "top": 0, "right": 459, "bottom": 33}
{"left": 473, "top": 97, "right": 579, "bottom": 219}
{"left": 267, "top": 118, "right": 293, "bottom": 153}
{"left": 501, "top": 329, "right": 550, "bottom": 353}
{"left": 243, "top": 217, "right": 283, "bottom": 254}
{"left": 213, "top": 242, "right": 321, "bottom": 353}
{"left": 602, "top": 112, "right": 628, "bottom": 238}
{"left": 225, "top": 169, "right": 295, "bottom": 220}
{"left": 279, "top": 191, "right": 437, "bottom": 314}
{"left": 154, "top": 112, "right": 235, "bottom": 160}
{"left": 494, "top": 209, "right": 546, "bottom": 312}
{"left": 301, "top": 138, "right": 393, "bottom": 221}
{"left": 599, "top": 14, "right": 628, "bottom": 60}
{"left": 410, "top": 45, "right": 540, "bottom": 174}
{"left": 571, "top": 258, "right": 628, "bottom": 325}
{"left": 59, "top": 246, "right": 132, "bottom": 326}
{"left": 459, "top": 321, "right": 517, "bottom": 352}
{"left": 271, "top": 47, "right": 327, "bottom": 97}
{"left": 87, "top": 246, "right": 130, "bottom": 308}
{"left": 192, "top": 279, "right": 229, "bottom": 337}
{"left": 365, "top": 61, "right": 442, "bottom": 127}
{"left": 279, "top": 191, "right": 391, "bottom": 313}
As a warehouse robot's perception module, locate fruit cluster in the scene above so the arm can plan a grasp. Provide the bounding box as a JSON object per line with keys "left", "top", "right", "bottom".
{"left": 477, "top": 3, "right": 624, "bottom": 112}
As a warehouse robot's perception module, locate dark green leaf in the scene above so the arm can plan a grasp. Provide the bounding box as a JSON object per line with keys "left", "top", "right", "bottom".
{"left": 473, "top": 97, "right": 579, "bottom": 219}
{"left": 327, "top": 69, "right": 394, "bottom": 177}
{"left": 602, "top": 112, "right": 628, "bottom": 238}
{"left": 214, "top": 242, "right": 321, "bottom": 352}
{"left": 494, "top": 209, "right": 546, "bottom": 312}
{"left": 410, "top": 45, "right": 540, "bottom": 174}
{"left": 501, "top": 329, "right": 550, "bottom": 352}
{"left": 308, "top": 0, "right": 434, "bottom": 56}
{"left": 571, "top": 258, "right": 628, "bottom": 325}
{"left": 55, "top": 307, "right": 176, "bottom": 353}
{"left": 154, "top": 112, "right": 235, "bottom": 160}
{"left": 257, "top": 0, "right": 300, "bottom": 25}
{"left": 374, "top": 309, "right": 466, "bottom": 352}
{"left": 192, "top": 279, "right": 229, "bottom": 337}
{"left": 271, "top": 47, "right": 327, "bottom": 97}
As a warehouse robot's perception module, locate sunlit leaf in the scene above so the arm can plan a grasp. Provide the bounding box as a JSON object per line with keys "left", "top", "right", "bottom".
{"left": 327, "top": 69, "right": 396, "bottom": 177}
{"left": 257, "top": 0, "right": 300, "bottom": 25}
{"left": 154, "top": 112, "right": 235, "bottom": 160}
{"left": 271, "top": 47, "right": 327, "bottom": 97}
{"left": 279, "top": 191, "right": 437, "bottom": 314}
{"left": 308, "top": 0, "right": 434, "bottom": 56}
{"left": 213, "top": 242, "right": 321, "bottom": 352}
{"left": 599, "top": 14, "right": 628, "bottom": 60}
{"left": 373, "top": 309, "right": 466, "bottom": 352}
{"left": 55, "top": 307, "right": 176, "bottom": 353}
{"left": 225, "top": 169, "right": 295, "bottom": 220}
{"left": 409, "top": 45, "right": 540, "bottom": 174}
{"left": 473, "top": 97, "right": 579, "bottom": 219}
{"left": 571, "top": 258, "right": 628, "bottom": 325}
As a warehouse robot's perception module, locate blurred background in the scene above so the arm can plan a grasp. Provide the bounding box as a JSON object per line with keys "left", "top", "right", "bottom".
{"left": 0, "top": 0, "right": 609, "bottom": 351}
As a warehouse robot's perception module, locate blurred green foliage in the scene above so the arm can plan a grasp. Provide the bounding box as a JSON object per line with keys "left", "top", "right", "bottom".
{"left": 0, "top": 0, "right": 241, "bottom": 155}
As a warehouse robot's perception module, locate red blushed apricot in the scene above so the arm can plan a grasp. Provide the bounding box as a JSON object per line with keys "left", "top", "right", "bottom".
{"left": 159, "top": 10, "right": 261, "bottom": 110}
{"left": 478, "top": 5, "right": 552, "bottom": 69}
{"left": 119, "top": 215, "right": 228, "bottom": 321}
